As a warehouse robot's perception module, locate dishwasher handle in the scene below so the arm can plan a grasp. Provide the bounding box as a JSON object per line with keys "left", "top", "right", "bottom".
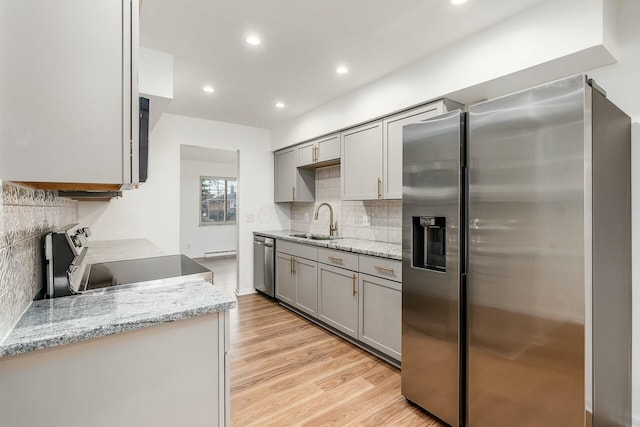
{"left": 254, "top": 235, "right": 274, "bottom": 247}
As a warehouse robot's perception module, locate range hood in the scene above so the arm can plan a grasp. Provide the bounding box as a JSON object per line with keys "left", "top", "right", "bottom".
{"left": 16, "top": 182, "right": 123, "bottom": 201}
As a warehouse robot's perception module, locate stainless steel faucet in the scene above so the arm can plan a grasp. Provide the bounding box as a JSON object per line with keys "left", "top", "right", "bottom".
{"left": 314, "top": 202, "right": 338, "bottom": 237}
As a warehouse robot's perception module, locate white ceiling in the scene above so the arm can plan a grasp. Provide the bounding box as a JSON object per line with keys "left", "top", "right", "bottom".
{"left": 140, "top": 0, "right": 544, "bottom": 129}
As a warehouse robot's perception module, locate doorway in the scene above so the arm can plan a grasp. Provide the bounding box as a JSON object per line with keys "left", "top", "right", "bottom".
{"left": 179, "top": 145, "right": 238, "bottom": 294}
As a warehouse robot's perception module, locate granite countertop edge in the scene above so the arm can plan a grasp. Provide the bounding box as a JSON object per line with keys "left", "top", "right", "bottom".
{"left": 253, "top": 230, "right": 402, "bottom": 261}
{"left": 0, "top": 279, "right": 236, "bottom": 359}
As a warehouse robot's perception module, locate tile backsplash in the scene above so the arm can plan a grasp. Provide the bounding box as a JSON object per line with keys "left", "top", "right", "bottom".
{"left": 0, "top": 181, "right": 78, "bottom": 340}
{"left": 290, "top": 166, "right": 402, "bottom": 244}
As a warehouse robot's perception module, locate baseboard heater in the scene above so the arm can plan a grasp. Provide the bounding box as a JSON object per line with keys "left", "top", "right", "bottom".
{"left": 203, "top": 250, "right": 236, "bottom": 258}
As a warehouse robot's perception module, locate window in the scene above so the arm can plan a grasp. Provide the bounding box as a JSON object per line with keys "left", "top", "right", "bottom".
{"left": 200, "top": 176, "right": 236, "bottom": 225}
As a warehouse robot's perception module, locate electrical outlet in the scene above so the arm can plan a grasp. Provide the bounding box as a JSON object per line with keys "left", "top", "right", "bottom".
{"left": 304, "top": 213, "right": 310, "bottom": 221}
{"left": 362, "top": 215, "right": 371, "bottom": 226}
{"left": 246, "top": 214, "right": 255, "bottom": 223}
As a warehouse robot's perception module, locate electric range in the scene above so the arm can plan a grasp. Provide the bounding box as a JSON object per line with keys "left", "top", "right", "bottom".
{"left": 44, "top": 224, "right": 212, "bottom": 298}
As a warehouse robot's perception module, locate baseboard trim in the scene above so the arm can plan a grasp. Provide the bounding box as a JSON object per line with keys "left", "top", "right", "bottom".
{"left": 234, "top": 288, "right": 257, "bottom": 296}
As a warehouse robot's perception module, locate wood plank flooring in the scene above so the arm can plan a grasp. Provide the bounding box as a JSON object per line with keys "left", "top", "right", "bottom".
{"left": 230, "top": 293, "right": 444, "bottom": 426}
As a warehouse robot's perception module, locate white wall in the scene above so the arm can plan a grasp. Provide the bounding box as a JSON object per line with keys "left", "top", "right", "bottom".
{"left": 271, "top": 0, "right": 614, "bottom": 150}
{"left": 180, "top": 158, "right": 237, "bottom": 259}
{"left": 139, "top": 47, "right": 174, "bottom": 99}
{"left": 79, "top": 113, "right": 290, "bottom": 295}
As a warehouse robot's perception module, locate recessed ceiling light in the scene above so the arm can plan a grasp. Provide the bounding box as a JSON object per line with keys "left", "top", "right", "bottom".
{"left": 451, "top": 0, "right": 467, "bottom": 5}
{"left": 203, "top": 86, "right": 215, "bottom": 93}
{"left": 246, "top": 35, "right": 261, "bottom": 46}
{"left": 275, "top": 102, "right": 285, "bottom": 109}
{"left": 336, "top": 66, "right": 349, "bottom": 75}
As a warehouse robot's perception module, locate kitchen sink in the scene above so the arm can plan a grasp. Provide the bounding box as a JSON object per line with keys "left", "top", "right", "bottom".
{"left": 289, "top": 233, "right": 341, "bottom": 241}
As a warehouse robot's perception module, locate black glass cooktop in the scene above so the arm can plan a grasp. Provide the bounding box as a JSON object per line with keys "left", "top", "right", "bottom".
{"left": 83, "top": 255, "right": 211, "bottom": 291}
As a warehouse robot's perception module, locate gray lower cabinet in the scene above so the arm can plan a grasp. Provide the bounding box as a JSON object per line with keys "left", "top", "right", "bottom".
{"left": 275, "top": 252, "right": 295, "bottom": 304}
{"left": 275, "top": 238, "right": 402, "bottom": 363}
{"left": 358, "top": 273, "right": 402, "bottom": 361}
{"left": 292, "top": 257, "right": 318, "bottom": 317}
{"left": 318, "top": 263, "right": 359, "bottom": 339}
{"left": 275, "top": 244, "right": 318, "bottom": 317}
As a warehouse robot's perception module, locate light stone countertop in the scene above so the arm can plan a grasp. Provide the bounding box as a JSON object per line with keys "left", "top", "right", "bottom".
{"left": 0, "top": 239, "right": 236, "bottom": 358}
{"left": 254, "top": 230, "right": 402, "bottom": 260}
{"left": 0, "top": 278, "right": 236, "bottom": 358}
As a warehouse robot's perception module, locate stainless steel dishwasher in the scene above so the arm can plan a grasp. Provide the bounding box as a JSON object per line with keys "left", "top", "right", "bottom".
{"left": 253, "top": 235, "right": 274, "bottom": 297}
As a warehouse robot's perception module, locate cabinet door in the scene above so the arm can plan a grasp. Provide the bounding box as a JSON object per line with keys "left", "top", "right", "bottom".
{"left": 1, "top": 0, "right": 136, "bottom": 184}
{"left": 293, "top": 257, "right": 318, "bottom": 317}
{"left": 274, "top": 149, "right": 296, "bottom": 202}
{"left": 383, "top": 102, "right": 444, "bottom": 199}
{"left": 316, "top": 134, "right": 340, "bottom": 163}
{"left": 297, "top": 142, "right": 315, "bottom": 167}
{"left": 275, "top": 252, "right": 294, "bottom": 304}
{"left": 318, "top": 264, "right": 359, "bottom": 338}
{"left": 358, "top": 273, "right": 402, "bottom": 361}
{"left": 341, "top": 121, "right": 383, "bottom": 200}
{"left": 275, "top": 148, "right": 315, "bottom": 202}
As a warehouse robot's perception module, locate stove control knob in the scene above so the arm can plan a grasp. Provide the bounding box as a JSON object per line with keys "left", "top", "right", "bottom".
{"left": 71, "top": 235, "right": 81, "bottom": 247}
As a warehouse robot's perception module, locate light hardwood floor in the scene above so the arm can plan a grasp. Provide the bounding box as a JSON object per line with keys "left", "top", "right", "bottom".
{"left": 229, "top": 293, "right": 444, "bottom": 426}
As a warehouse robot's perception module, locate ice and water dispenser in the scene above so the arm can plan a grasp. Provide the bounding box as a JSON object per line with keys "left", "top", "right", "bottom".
{"left": 412, "top": 216, "right": 446, "bottom": 272}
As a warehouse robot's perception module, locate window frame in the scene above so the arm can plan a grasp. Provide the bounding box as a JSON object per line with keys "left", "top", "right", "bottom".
{"left": 199, "top": 176, "right": 237, "bottom": 226}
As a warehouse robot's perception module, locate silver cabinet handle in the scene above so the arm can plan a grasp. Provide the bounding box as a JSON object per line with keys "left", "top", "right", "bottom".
{"left": 328, "top": 256, "right": 343, "bottom": 263}
{"left": 377, "top": 177, "right": 382, "bottom": 199}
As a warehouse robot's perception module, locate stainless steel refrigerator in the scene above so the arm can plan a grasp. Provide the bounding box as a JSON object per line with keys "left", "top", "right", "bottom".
{"left": 401, "top": 75, "right": 631, "bottom": 427}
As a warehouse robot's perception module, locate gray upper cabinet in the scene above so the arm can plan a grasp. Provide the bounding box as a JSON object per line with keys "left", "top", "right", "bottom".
{"left": 382, "top": 102, "right": 445, "bottom": 199}
{"left": 316, "top": 134, "right": 340, "bottom": 163}
{"left": 0, "top": 0, "right": 139, "bottom": 188}
{"left": 341, "top": 121, "right": 383, "bottom": 200}
{"left": 318, "top": 263, "right": 359, "bottom": 338}
{"left": 297, "top": 133, "right": 340, "bottom": 167}
{"left": 297, "top": 142, "right": 316, "bottom": 167}
{"left": 274, "top": 148, "right": 314, "bottom": 202}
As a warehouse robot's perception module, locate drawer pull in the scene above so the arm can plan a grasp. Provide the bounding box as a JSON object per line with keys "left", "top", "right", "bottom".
{"left": 374, "top": 265, "right": 394, "bottom": 274}
{"left": 328, "top": 256, "right": 343, "bottom": 263}
{"left": 352, "top": 274, "right": 357, "bottom": 296}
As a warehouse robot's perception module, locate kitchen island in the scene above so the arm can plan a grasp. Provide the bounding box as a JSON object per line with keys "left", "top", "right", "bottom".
{"left": 0, "top": 239, "right": 236, "bottom": 427}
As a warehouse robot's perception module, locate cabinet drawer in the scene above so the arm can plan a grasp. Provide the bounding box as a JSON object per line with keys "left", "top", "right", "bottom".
{"left": 358, "top": 255, "right": 402, "bottom": 282}
{"left": 318, "top": 248, "right": 358, "bottom": 271}
{"left": 276, "top": 240, "right": 318, "bottom": 261}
